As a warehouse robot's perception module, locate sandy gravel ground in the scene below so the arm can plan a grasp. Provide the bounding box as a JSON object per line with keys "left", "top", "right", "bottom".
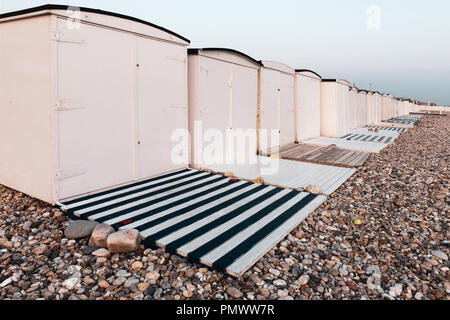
{"left": 0, "top": 114, "right": 448, "bottom": 300}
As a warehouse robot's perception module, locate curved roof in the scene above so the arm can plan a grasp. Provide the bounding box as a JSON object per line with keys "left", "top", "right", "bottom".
{"left": 0, "top": 4, "right": 190, "bottom": 43}
{"left": 188, "top": 48, "right": 262, "bottom": 66}
{"left": 295, "top": 69, "right": 322, "bottom": 79}
{"left": 322, "top": 79, "right": 351, "bottom": 86}
{"left": 261, "top": 60, "right": 294, "bottom": 74}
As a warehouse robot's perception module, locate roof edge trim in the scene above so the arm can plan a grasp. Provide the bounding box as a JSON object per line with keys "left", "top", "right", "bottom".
{"left": 295, "top": 69, "right": 322, "bottom": 79}
{"left": 0, "top": 4, "right": 190, "bottom": 43}
{"left": 188, "top": 48, "right": 263, "bottom": 66}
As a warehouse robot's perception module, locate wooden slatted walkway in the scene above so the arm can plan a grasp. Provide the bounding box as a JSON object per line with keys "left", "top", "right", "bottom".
{"left": 58, "top": 169, "right": 326, "bottom": 278}
{"left": 267, "top": 143, "right": 371, "bottom": 168}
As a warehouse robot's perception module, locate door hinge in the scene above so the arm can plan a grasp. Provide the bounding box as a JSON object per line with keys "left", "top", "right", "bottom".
{"left": 56, "top": 168, "right": 87, "bottom": 180}
{"left": 53, "top": 32, "right": 84, "bottom": 44}
{"left": 55, "top": 102, "right": 85, "bottom": 111}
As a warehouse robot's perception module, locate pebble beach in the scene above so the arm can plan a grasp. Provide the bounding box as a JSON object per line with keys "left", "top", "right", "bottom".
{"left": 0, "top": 114, "right": 448, "bottom": 300}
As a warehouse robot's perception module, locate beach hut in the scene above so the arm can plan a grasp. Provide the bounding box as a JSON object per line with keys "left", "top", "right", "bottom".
{"left": 294, "top": 70, "right": 322, "bottom": 141}
{"left": 372, "top": 92, "right": 382, "bottom": 124}
{"left": 401, "top": 99, "right": 410, "bottom": 116}
{"left": 0, "top": 5, "right": 190, "bottom": 204}
{"left": 358, "top": 90, "right": 368, "bottom": 127}
{"left": 381, "top": 94, "right": 391, "bottom": 121}
{"left": 349, "top": 86, "right": 360, "bottom": 130}
{"left": 366, "top": 91, "right": 375, "bottom": 124}
{"left": 188, "top": 48, "right": 261, "bottom": 166}
{"left": 259, "top": 61, "right": 295, "bottom": 150}
{"left": 320, "top": 79, "right": 351, "bottom": 138}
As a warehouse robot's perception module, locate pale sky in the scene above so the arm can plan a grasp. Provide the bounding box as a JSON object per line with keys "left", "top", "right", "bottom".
{"left": 1, "top": 0, "right": 449, "bottom": 105}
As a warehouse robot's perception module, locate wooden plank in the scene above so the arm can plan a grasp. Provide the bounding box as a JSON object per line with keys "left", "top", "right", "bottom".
{"left": 277, "top": 143, "right": 371, "bottom": 168}
{"left": 352, "top": 152, "right": 371, "bottom": 166}
{"left": 348, "top": 152, "right": 369, "bottom": 167}
{"left": 334, "top": 150, "right": 359, "bottom": 165}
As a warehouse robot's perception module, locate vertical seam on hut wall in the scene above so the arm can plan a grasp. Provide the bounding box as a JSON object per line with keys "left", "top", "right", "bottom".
{"left": 256, "top": 67, "right": 262, "bottom": 154}
{"left": 50, "top": 14, "right": 59, "bottom": 204}
{"left": 293, "top": 73, "right": 298, "bottom": 143}
{"left": 228, "top": 64, "right": 233, "bottom": 131}
{"left": 132, "top": 36, "right": 138, "bottom": 181}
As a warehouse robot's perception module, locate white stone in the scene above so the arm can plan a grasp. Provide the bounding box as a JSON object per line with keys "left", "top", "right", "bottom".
{"left": 89, "top": 223, "right": 115, "bottom": 248}
{"left": 389, "top": 284, "right": 403, "bottom": 297}
{"left": 298, "top": 275, "right": 310, "bottom": 286}
{"left": 273, "top": 279, "right": 287, "bottom": 287}
{"left": 277, "top": 290, "right": 289, "bottom": 298}
{"left": 92, "top": 248, "right": 111, "bottom": 258}
{"left": 414, "top": 292, "right": 424, "bottom": 300}
{"left": 107, "top": 229, "right": 141, "bottom": 253}
{"left": 306, "top": 184, "right": 323, "bottom": 195}
{"left": 431, "top": 250, "right": 448, "bottom": 261}
{"left": 23, "top": 221, "right": 32, "bottom": 230}
{"left": 0, "top": 277, "right": 12, "bottom": 288}
{"left": 63, "top": 277, "right": 80, "bottom": 290}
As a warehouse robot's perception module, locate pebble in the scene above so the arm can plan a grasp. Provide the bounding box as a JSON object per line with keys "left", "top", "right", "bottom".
{"left": 64, "top": 220, "right": 99, "bottom": 239}
{"left": 92, "top": 248, "right": 111, "bottom": 258}
{"left": 298, "top": 275, "right": 310, "bottom": 286}
{"left": 0, "top": 115, "right": 448, "bottom": 301}
{"left": 226, "top": 287, "right": 243, "bottom": 299}
{"left": 131, "top": 261, "right": 143, "bottom": 269}
{"left": 389, "top": 284, "right": 403, "bottom": 297}
{"left": 62, "top": 278, "right": 80, "bottom": 290}
{"left": 113, "top": 277, "right": 127, "bottom": 286}
{"left": 145, "top": 271, "right": 160, "bottom": 281}
{"left": 414, "top": 292, "right": 424, "bottom": 300}
{"left": 269, "top": 268, "right": 281, "bottom": 277}
{"left": 138, "top": 282, "right": 150, "bottom": 292}
{"left": 32, "top": 245, "right": 48, "bottom": 256}
{"left": 277, "top": 290, "right": 289, "bottom": 298}
{"left": 23, "top": 221, "right": 32, "bottom": 230}
{"left": 431, "top": 250, "right": 448, "bottom": 261}
{"left": 273, "top": 279, "right": 287, "bottom": 287}
{"left": 98, "top": 280, "right": 110, "bottom": 288}
{"left": 124, "top": 278, "right": 139, "bottom": 288}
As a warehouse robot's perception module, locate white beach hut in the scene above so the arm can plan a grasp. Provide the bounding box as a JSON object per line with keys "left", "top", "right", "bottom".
{"left": 320, "top": 79, "right": 352, "bottom": 138}
{"left": 381, "top": 94, "right": 391, "bottom": 121}
{"left": 366, "top": 91, "right": 375, "bottom": 124}
{"left": 259, "top": 61, "right": 295, "bottom": 150}
{"left": 373, "top": 92, "right": 382, "bottom": 124}
{"left": 0, "top": 5, "right": 190, "bottom": 204}
{"left": 294, "top": 69, "right": 322, "bottom": 141}
{"left": 188, "top": 48, "right": 261, "bottom": 166}
{"left": 349, "top": 86, "right": 360, "bottom": 130}
{"left": 358, "top": 90, "right": 368, "bottom": 127}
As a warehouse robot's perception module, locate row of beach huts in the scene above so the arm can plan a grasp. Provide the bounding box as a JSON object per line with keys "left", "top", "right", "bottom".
{"left": 0, "top": 5, "right": 446, "bottom": 276}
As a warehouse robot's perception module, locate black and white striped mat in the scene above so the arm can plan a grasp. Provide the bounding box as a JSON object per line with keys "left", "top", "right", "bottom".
{"left": 58, "top": 169, "right": 326, "bottom": 277}
{"left": 340, "top": 133, "right": 394, "bottom": 144}
{"left": 384, "top": 118, "right": 418, "bottom": 125}
{"left": 363, "top": 126, "right": 407, "bottom": 133}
